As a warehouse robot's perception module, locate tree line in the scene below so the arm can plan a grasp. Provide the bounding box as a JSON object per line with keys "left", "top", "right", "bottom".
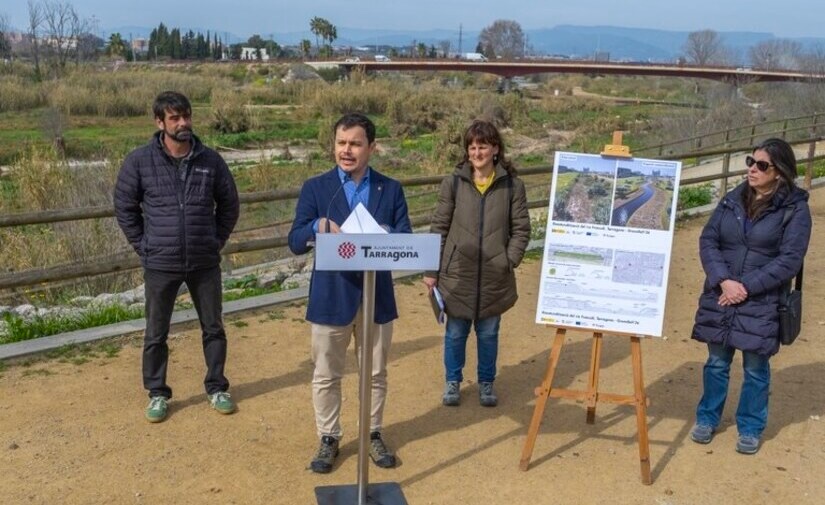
{"left": 146, "top": 23, "right": 223, "bottom": 60}
{"left": 1, "top": 4, "right": 823, "bottom": 72}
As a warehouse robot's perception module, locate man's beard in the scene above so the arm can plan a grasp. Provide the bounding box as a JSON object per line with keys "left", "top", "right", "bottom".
{"left": 167, "top": 128, "right": 192, "bottom": 142}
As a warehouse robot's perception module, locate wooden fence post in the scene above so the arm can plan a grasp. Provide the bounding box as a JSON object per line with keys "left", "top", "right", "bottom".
{"left": 806, "top": 115, "right": 818, "bottom": 190}
{"left": 720, "top": 152, "right": 731, "bottom": 196}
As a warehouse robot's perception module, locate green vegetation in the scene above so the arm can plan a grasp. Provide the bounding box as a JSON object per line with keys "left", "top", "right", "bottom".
{"left": 615, "top": 176, "right": 645, "bottom": 200}
{"left": 678, "top": 183, "right": 714, "bottom": 210}
{"left": 554, "top": 251, "right": 604, "bottom": 264}
{"left": 530, "top": 214, "right": 548, "bottom": 240}
{"left": 554, "top": 172, "right": 579, "bottom": 196}
{"left": 522, "top": 249, "right": 544, "bottom": 262}
{"left": 22, "top": 368, "right": 55, "bottom": 377}
{"left": 1, "top": 305, "right": 144, "bottom": 344}
{"left": 45, "top": 342, "right": 121, "bottom": 364}
{"left": 221, "top": 274, "right": 290, "bottom": 302}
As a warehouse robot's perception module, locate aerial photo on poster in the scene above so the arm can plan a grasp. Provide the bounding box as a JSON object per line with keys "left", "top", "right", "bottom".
{"left": 611, "top": 159, "right": 678, "bottom": 230}
{"left": 535, "top": 152, "right": 682, "bottom": 336}
{"left": 552, "top": 154, "right": 616, "bottom": 225}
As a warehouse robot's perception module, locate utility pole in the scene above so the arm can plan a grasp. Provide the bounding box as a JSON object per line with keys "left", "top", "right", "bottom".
{"left": 458, "top": 24, "right": 463, "bottom": 55}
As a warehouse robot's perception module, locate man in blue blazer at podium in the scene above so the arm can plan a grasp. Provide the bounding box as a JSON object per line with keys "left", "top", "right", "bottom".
{"left": 288, "top": 112, "right": 412, "bottom": 474}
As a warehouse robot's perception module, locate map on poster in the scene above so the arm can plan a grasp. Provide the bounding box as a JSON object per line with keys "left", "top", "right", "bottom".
{"left": 534, "top": 151, "right": 682, "bottom": 336}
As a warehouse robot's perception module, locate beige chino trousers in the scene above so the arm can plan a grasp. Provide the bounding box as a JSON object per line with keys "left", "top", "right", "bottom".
{"left": 311, "top": 305, "right": 393, "bottom": 439}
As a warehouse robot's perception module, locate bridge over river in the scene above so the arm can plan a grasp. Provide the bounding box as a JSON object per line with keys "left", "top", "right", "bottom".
{"left": 309, "top": 60, "right": 825, "bottom": 83}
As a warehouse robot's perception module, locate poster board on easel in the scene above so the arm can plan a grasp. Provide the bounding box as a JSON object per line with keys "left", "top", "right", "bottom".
{"left": 535, "top": 133, "right": 682, "bottom": 336}
{"left": 520, "top": 133, "right": 682, "bottom": 485}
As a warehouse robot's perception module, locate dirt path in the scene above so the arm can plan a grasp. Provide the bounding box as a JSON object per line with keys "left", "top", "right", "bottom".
{"left": 2, "top": 190, "right": 825, "bottom": 505}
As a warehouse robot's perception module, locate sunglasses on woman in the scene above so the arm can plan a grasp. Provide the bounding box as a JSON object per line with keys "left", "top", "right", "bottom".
{"left": 745, "top": 155, "right": 775, "bottom": 172}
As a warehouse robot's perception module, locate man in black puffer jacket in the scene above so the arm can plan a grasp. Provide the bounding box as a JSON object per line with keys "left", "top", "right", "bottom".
{"left": 114, "top": 91, "right": 240, "bottom": 423}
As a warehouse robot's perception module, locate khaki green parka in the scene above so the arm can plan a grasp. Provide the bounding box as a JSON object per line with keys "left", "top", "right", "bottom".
{"left": 428, "top": 162, "right": 531, "bottom": 320}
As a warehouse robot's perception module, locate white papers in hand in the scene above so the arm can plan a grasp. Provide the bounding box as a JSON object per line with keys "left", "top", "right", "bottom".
{"left": 430, "top": 287, "right": 446, "bottom": 324}
{"left": 340, "top": 202, "right": 387, "bottom": 234}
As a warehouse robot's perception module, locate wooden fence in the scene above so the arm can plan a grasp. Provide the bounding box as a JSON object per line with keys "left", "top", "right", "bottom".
{"left": 2, "top": 136, "right": 823, "bottom": 292}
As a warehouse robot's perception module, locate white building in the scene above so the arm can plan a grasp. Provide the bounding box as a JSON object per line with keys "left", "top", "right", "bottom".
{"left": 240, "top": 47, "right": 269, "bottom": 61}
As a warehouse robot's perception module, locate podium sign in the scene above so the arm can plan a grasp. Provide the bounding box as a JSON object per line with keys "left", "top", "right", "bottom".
{"left": 315, "top": 233, "right": 440, "bottom": 271}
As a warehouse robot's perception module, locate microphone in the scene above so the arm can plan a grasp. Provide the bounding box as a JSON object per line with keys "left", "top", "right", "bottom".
{"left": 324, "top": 174, "right": 350, "bottom": 233}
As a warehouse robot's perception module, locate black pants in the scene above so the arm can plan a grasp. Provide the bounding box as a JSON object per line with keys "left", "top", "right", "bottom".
{"left": 143, "top": 266, "right": 229, "bottom": 398}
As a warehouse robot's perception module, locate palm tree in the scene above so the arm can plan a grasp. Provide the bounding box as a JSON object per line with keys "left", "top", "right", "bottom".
{"left": 309, "top": 17, "right": 324, "bottom": 56}
{"left": 316, "top": 19, "right": 336, "bottom": 58}
{"left": 300, "top": 39, "right": 311, "bottom": 59}
{"left": 107, "top": 32, "right": 127, "bottom": 58}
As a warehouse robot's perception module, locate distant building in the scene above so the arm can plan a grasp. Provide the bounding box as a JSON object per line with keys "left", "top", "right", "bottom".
{"left": 42, "top": 36, "right": 77, "bottom": 50}
{"left": 593, "top": 51, "right": 610, "bottom": 62}
{"left": 240, "top": 47, "right": 269, "bottom": 61}
{"left": 6, "top": 31, "right": 25, "bottom": 44}
{"left": 131, "top": 38, "right": 148, "bottom": 55}
{"left": 617, "top": 167, "right": 634, "bottom": 178}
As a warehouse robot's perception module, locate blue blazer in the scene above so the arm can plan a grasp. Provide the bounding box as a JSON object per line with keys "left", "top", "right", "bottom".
{"left": 288, "top": 167, "right": 412, "bottom": 325}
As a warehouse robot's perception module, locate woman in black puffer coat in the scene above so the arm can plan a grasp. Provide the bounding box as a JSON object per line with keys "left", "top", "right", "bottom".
{"left": 689, "top": 138, "right": 812, "bottom": 455}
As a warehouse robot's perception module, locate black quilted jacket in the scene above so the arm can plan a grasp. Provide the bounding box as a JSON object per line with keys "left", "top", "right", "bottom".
{"left": 114, "top": 131, "right": 239, "bottom": 272}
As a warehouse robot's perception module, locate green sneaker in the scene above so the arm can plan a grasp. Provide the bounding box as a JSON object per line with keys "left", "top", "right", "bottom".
{"left": 208, "top": 391, "right": 236, "bottom": 414}
{"left": 145, "top": 396, "right": 168, "bottom": 423}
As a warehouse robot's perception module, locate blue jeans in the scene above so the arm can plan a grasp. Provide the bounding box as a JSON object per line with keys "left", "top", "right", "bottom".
{"left": 695, "top": 342, "right": 771, "bottom": 438}
{"left": 444, "top": 315, "right": 501, "bottom": 383}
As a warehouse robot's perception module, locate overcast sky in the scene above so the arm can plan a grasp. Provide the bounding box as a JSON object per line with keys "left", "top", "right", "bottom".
{"left": 2, "top": 0, "right": 822, "bottom": 39}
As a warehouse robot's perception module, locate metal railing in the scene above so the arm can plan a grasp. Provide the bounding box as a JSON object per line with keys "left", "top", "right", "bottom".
{"left": 636, "top": 112, "right": 824, "bottom": 157}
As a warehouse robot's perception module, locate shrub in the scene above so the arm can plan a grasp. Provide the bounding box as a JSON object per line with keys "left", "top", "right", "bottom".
{"left": 0, "top": 76, "right": 48, "bottom": 112}
{"left": 210, "top": 89, "right": 258, "bottom": 134}
{"left": 678, "top": 183, "right": 714, "bottom": 210}
{"left": 48, "top": 68, "right": 229, "bottom": 117}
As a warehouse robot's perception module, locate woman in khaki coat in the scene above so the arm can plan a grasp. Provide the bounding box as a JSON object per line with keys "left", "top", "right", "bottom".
{"left": 423, "top": 120, "right": 531, "bottom": 407}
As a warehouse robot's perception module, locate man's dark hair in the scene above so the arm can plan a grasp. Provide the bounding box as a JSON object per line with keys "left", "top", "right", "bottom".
{"left": 153, "top": 91, "right": 192, "bottom": 120}
{"left": 333, "top": 112, "right": 376, "bottom": 144}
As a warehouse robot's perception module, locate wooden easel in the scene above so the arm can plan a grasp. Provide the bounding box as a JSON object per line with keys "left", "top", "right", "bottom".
{"left": 519, "top": 132, "right": 652, "bottom": 485}
{"left": 518, "top": 327, "right": 651, "bottom": 484}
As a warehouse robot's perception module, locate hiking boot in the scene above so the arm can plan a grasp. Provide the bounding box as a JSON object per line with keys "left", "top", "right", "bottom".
{"left": 145, "top": 396, "right": 168, "bottom": 423}
{"left": 479, "top": 382, "right": 498, "bottom": 407}
{"left": 208, "top": 391, "right": 236, "bottom": 415}
{"left": 310, "top": 436, "right": 340, "bottom": 474}
{"left": 736, "top": 434, "right": 760, "bottom": 455}
{"left": 689, "top": 423, "right": 715, "bottom": 444}
{"left": 442, "top": 381, "right": 460, "bottom": 406}
{"left": 369, "top": 431, "right": 397, "bottom": 468}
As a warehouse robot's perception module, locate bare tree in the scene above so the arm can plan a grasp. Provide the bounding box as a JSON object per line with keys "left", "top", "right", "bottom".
{"left": 749, "top": 39, "right": 802, "bottom": 70}
{"left": 40, "top": 0, "right": 83, "bottom": 73}
{"left": 478, "top": 19, "right": 525, "bottom": 59}
{"left": 790, "top": 45, "right": 825, "bottom": 114}
{"left": 27, "top": 0, "right": 44, "bottom": 79}
{"left": 437, "top": 39, "right": 451, "bottom": 58}
{"left": 74, "top": 13, "right": 97, "bottom": 64}
{"left": 0, "top": 13, "right": 11, "bottom": 59}
{"left": 683, "top": 29, "right": 727, "bottom": 66}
